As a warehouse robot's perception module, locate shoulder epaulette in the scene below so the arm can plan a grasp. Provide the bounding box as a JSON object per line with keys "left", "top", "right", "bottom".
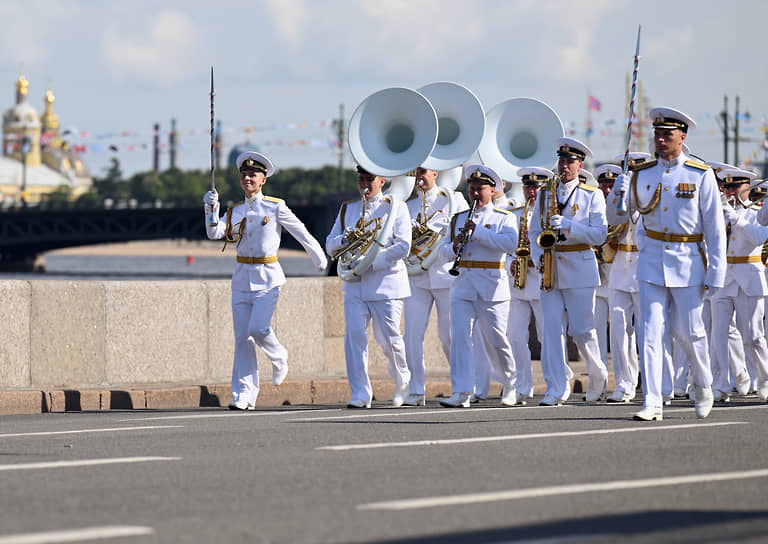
{"left": 262, "top": 195, "right": 283, "bottom": 203}
{"left": 493, "top": 207, "right": 512, "bottom": 214}
{"left": 684, "top": 159, "right": 710, "bottom": 171}
{"left": 578, "top": 183, "right": 598, "bottom": 192}
{"left": 437, "top": 187, "right": 450, "bottom": 199}
{"left": 750, "top": 204, "right": 762, "bottom": 211}
{"left": 383, "top": 195, "right": 392, "bottom": 204}
{"left": 633, "top": 159, "right": 658, "bottom": 171}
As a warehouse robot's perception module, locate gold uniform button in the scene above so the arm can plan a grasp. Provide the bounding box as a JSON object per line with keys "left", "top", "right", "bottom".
{"left": 665, "top": 245, "right": 670, "bottom": 249}
{"left": 663, "top": 227, "right": 668, "bottom": 232}
{"left": 664, "top": 187, "right": 669, "bottom": 191}
{"left": 666, "top": 169, "right": 670, "bottom": 173}
{"left": 663, "top": 207, "right": 668, "bottom": 211}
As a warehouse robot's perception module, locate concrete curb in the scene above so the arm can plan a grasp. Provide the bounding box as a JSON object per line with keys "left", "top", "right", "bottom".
{"left": 0, "top": 376, "right": 601, "bottom": 415}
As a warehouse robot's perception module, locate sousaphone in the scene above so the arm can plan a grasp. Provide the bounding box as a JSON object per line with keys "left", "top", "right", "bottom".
{"left": 339, "top": 87, "right": 438, "bottom": 280}
{"left": 478, "top": 97, "right": 564, "bottom": 204}
{"left": 405, "top": 81, "right": 486, "bottom": 275}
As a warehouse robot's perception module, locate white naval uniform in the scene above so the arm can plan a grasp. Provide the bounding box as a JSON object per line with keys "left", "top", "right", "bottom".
{"left": 529, "top": 181, "right": 608, "bottom": 401}
{"left": 607, "top": 221, "right": 641, "bottom": 397}
{"left": 437, "top": 202, "right": 518, "bottom": 396}
{"left": 606, "top": 153, "right": 726, "bottom": 410}
{"left": 595, "top": 254, "right": 611, "bottom": 368}
{"left": 206, "top": 193, "right": 327, "bottom": 405}
{"left": 404, "top": 187, "right": 469, "bottom": 396}
{"left": 710, "top": 205, "right": 768, "bottom": 395}
{"left": 325, "top": 193, "right": 412, "bottom": 403}
{"left": 507, "top": 202, "right": 544, "bottom": 398}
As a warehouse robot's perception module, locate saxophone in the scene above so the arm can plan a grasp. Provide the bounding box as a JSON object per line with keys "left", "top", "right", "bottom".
{"left": 536, "top": 175, "right": 560, "bottom": 291}
{"left": 513, "top": 198, "right": 532, "bottom": 289}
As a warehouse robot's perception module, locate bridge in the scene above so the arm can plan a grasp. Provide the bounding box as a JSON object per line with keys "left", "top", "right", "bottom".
{"left": 0, "top": 203, "right": 334, "bottom": 271}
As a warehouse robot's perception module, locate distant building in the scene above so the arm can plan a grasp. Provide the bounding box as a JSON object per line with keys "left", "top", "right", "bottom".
{"left": 1, "top": 74, "right": 92, "bottom": 205}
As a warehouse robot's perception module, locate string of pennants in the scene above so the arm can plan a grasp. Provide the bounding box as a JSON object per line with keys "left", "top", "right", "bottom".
{"left": 3, "top": 119, "right": 342, "bottom": 154}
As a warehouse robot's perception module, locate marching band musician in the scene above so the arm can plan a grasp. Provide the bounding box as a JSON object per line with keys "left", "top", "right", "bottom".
{"left": 585, "top": 168, "right": 611, "bottom": 373}
{"left": 529, "top": 137, "right": 608, "bottom": 406}
{"left": 474, "top": 177, "right": 512, "bottom": 402}
{"left": 325, "top": 166, "right": 413, "bottom": 409}
{"left": 203, "top": 152, "right": 328, "bottom": 410}
{"left": 507, "top": 167, "right": 550, "bottom": 403}
{"left": 608, "top": 107, "right": 726, "bottom": 421}
{"left": 402, "top": 166, "right": 469, "bottom": 406}
{"left": 437, "top": 165, "right": 519, "bottom": 408}
{"left": 712, "top": 168, "right": 768, "bottom": 402}
{"left": 706, "top": 161, "right": 752, "bottom": 399}
{"left": 600, "top": 154, "right": 650, "bottom": 403}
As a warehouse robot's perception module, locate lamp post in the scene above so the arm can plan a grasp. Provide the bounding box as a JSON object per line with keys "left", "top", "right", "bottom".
{"left": 20, "top": 135, "right": 30, "bottom": 207}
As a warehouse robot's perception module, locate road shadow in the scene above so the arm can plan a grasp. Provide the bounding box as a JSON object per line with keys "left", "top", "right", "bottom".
{"left": 363, "top": 509, "right": 768, "bottom": 543}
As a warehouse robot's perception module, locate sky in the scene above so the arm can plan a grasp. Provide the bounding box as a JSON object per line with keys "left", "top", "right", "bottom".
{"left": 1, "top": 0, "right": 767, "bottom": 180}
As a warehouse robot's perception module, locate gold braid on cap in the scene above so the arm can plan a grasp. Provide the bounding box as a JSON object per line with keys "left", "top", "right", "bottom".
{"left": 469, "top": 171, "right": 495, "bottom": 186}
{"left": 240, "top": 158, "right": 267, "bottom": 173}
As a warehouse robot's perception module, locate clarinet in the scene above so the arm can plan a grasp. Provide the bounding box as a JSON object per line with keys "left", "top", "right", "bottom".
{"left": 448, "top": 199, "right": 478, "bottom": 276}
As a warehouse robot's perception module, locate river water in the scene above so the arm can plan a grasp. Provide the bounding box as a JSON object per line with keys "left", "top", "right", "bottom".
{"left": 0, "top": 252, "right": 325, "bottom": 281}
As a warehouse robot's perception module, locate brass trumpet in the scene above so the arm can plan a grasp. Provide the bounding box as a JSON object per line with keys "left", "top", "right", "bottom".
{"left": 735, "top": 178, "right": 768, "bottom": 207}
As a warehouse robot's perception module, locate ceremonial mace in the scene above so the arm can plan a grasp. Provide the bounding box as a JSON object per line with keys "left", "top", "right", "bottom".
{"left": 207, "top": 66, "right": 218, "bottom": 226}
{"left": 616, "top": 25, "right": 641, "bottom": 216}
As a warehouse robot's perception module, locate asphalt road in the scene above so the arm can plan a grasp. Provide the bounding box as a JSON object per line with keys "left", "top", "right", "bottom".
{"left": 1, "top": 395, "right": 767, "bottom": 544}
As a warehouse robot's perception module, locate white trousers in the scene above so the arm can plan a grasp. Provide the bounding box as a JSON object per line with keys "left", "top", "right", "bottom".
{"left": 608, "top": 289, "right": 640, "bottom": 395}
{"left": 595, "top": 294, "right": 609, "bottom": 367}
{"left": 639, "top": 281, "right": 712, "bottom": 409}
{"left": 449, "top": 296, "right": 515, "bottom": 395}
{"left": 540, "top": 287, "right": 607, "bottom": 399}
{"left": 344, "top": 294, "right": 410, "bottom": 403}
{"left": 231, "top": 287, "right": 287, "bottom": 404}
{"left": 508, "top": 297, "right": 543, "bottom": 397}
{"left": 403, "top": 285, "right": 451, "bottom": 395}
{"left": 710, "top": 289, "right": 768, "bottom": 392}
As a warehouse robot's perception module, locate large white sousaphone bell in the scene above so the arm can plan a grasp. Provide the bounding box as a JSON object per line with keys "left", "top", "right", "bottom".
{"left": 405, "top": 82, "right": 486, "bottom": 275}
{"left": 478, "top": 97, "right": 564, "bottom": 203}
{"left": 339, "top": 87, "right": 439, "bottom": 280}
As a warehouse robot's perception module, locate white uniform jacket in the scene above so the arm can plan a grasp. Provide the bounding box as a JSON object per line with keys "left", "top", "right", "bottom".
{"left": 326, "top": 193, "right": 412, "bottom": 301}
{"left": 606, "top": 154, "right": 726, "bottom": 288}
{"left": 722, "top": 205, "right": 768, "bottom": 297}
{"left": 529, "top": 182, "right": 607, "bottom": 290}
{"left": 206, "top": 193, "right": 326, "bottom": 292}
{"left": 608, "top": 220, "right": 640, "bottom": 293}
{"left": 437, "top": 202, "right": 518, "bottom": 302}
{"left": 406, "top": 187, "right": 469, "bottom": 290}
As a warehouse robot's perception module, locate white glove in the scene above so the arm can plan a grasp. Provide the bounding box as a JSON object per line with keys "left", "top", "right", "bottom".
{"left": 614, "top": 173, "right": 630, "bottom": 195}
{"left": 722, "top": 201, "right": 739, "bottom": 225}
{"left": 203, "top": 190, "right": 219, "bottom": 206}
{"left": 550, "top": 214, "right": 572, "bottom": 232}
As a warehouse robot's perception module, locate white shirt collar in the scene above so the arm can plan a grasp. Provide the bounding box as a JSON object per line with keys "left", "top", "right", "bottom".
{"left": 659, "top": 152, "right": 685, "bottom": 168}
{"left": 246, "top": 192, "right": 263, "bottom": 204}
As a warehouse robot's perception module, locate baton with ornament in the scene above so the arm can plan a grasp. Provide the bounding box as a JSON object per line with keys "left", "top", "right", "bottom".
{"left": 207, "top": 66, "right": 218, "bottom": 226}
{"left": 616, "top": 25, "right": 641, "bottom": 216}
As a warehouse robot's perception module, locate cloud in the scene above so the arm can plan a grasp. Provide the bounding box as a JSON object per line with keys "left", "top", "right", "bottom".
{"left": 264, "top": 0, "right": 307, "bottom": 47}
{"left": 102, "top": 11, "right": 205, "bottom": 85}
{"left": 0, "top": 1, "right": 76, "bottom": 66}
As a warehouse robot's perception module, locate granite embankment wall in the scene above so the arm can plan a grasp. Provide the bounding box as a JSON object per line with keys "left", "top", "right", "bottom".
{"left": 0, "top": 278, "right": 455, "bottom": 414}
